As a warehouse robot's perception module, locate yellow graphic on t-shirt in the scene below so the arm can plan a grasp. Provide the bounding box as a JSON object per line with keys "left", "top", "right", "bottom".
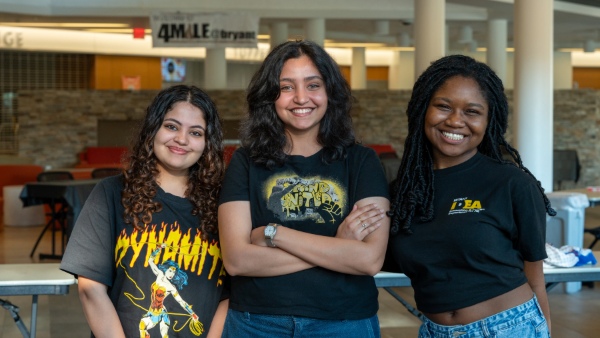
{"left": 448, "top": 197, "right": 485, "bottom": 215}
{"left": 115, "top": 222, "right": 225, "bottom": 282}
{"left": 116, "top": 223, "right": 225, "bottom": 337}
{"left": 264, "top": 174, "right": 347, "bottom": 223}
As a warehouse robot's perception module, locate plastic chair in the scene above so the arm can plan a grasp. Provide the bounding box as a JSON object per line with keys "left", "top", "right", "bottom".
{"left": 91, "top": 167, "right": 122, "bottom": 179}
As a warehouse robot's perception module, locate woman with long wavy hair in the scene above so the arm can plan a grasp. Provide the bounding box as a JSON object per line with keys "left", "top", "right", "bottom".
{"left": 61, "top": 85, "right": 228, "bottom": 338}
{"left": 218, "top": 40, "right": 390, "bottom": 337}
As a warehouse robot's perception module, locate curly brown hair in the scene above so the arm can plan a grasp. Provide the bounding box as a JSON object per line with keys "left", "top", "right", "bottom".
{"left": 121, "top": 85, "right": 224, "bottom": 240}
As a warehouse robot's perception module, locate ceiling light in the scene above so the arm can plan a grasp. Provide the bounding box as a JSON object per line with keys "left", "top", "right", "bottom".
{"left": 584, "top": 39, "right": 597, "bottom": 53}
{"left": 324, "top": 42, "right": 388, "bottom": 48}
{"left": 84, "top": 28, "right": 151, "bottom": 34}
{"left": 0, "top": 22, "right": 130, "bottom": 28}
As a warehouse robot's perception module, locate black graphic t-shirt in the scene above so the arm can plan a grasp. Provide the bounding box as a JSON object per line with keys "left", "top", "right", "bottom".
{"left": 219, "top": 145, "right": 389, "bottom": 320}
{"left": 61, "top": 175, "right": 227, "bottom": 338}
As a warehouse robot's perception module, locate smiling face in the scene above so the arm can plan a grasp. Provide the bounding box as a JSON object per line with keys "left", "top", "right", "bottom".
{"left": 274, "top": 55, "right": 328, "bottom": 141}
{"left": 424, "top": 76, "right": 489, "bottom": 169}
{"left": 153, "top": 101, "right": 207, "bottom": 177}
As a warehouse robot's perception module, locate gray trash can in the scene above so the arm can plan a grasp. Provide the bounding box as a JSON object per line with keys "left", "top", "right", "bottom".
{"left": 546, "top": 191, "right": 589, "bottom": 293}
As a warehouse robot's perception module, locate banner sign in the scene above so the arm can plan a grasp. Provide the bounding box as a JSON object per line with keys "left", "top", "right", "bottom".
{"left": 150, "top": 12, "right": 259, "bottom": 48}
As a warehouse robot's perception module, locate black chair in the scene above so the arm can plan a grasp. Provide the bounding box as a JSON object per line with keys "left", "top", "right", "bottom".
{"left": 584, "top": 228, "right": 600, "bottom": 250}
{"left": 553, "top": 149, "right": 581, "bottom": 191}
{"left": 30, "top": 171, "right": 74, "bottom": 259}
{"left": 36, "top": 171, "right": 74, "bottom": 182}
{"left": 91, "top": 167, "right": 122, "bottom": 179}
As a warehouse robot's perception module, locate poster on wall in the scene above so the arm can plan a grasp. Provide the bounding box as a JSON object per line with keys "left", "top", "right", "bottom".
{"left": 150, "top": 12, "right": 258, "bottom": 48}
{"left": 121, "top": 76, "right": 141, "bottom": 90}
{"left": 161, "top": 58, "right": 186, "bottom": 82}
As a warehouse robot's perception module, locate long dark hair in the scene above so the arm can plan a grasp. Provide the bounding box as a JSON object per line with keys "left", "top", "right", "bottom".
{"left": 388, "top": 54, "right": 556, "bottom": 235}
{"left": 122, "top": 85, "right": 224, "bottom": 240}
{"left": 240, "top": 40, "right": 355, "bottom": 168}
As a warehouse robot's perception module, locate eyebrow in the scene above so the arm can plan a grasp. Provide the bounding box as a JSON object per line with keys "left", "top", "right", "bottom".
{"left": 433, "top": 97, "right": 486, "bottom": 109}
{"left": 280, "top": 75, "right": 323, "bottom": 82}
{"left": 163, "top": 117, "right": 206, "bottom": 130}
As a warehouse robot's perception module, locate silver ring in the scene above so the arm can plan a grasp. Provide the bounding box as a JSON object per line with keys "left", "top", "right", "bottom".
{"left": 362, "top": 223, "right": 367, "bottom": 228}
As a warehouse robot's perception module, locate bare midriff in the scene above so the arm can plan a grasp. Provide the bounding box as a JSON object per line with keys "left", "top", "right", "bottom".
{"left": 423, "top": 283, "right": 533, "bottom": 326}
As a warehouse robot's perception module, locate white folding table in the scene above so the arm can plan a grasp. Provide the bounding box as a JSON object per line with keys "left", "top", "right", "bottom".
{"left": 0, "top": 263, "right": 76, "bottom": 338}
{"left": 374, "top": 259, "right": 600, "bottom": 321}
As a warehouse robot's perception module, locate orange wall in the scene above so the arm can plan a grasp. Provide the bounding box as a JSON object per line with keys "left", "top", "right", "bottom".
{"left": 92, "top": 55, "right": 162, "bottom": 90}
{"left": 340, "top": 66, "right": 389, "bottom": 85}
{"left": 573, "top": 67, "right": 600, "bottom": 89}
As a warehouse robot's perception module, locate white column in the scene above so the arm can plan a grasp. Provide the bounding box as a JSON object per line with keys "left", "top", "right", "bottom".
{"left": 305, "top": 18, "right": 325, "bottom": 46}
{"left": 351, "top": 47, "right": 366, "bottom": 89}
{"left": 554, "top": 51, "right": 573, "bottom": 90}
{"left": 513, "top": 0, "right": 553, "bottom": 191}
{"left": 389, "top": 51, "right": 415, "bottom": 90}
{"left": 270, "top": 22, "right": 288, "bottom": 50}
{"left": 204, "top": 47, "right": 226, "bottom": 89}
{"left": 487, "top": 18, "right": 508, "bottom": 83}
{"left": 414, "top": 0, "right": 445, "bottom": 78}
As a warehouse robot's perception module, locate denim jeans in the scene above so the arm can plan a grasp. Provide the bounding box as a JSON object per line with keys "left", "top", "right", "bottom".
{"left": 418, "top": 295, "right": 550, "bottom": 338}
{"left": 222, "top": 309, "right": 381, "bottom": 338}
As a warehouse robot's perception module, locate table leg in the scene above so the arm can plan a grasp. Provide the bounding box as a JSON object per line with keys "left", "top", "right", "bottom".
{"left": 31, "top": 295, "right": 38, "bottom": 338}
{"left": 383, "top": 287, "right": 425, "bottom": 322}
{"left": 30, "top": 199, "right": 65, "bottom": 260}
{"left": 0, "top": 298, "right": 30, "bottom": 337}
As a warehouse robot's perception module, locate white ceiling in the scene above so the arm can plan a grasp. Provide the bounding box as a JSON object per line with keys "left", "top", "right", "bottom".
{"left": 0, "top": 0, "right": 600, "bottom": 51}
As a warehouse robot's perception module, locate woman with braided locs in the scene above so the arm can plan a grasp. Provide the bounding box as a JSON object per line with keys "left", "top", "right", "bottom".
{"left": 387, "top": 55, "right": 555, "bottom": 338}
{"left": 61, "top": 85, "right": 229, "bottom": 338}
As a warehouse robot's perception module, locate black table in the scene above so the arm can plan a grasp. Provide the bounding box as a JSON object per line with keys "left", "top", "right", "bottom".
{"left": 20, "top": 179, "right": 100, "bottom": 260}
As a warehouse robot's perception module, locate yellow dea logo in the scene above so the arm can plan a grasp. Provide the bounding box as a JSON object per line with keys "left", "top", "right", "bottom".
{"left": 449, "top": 197, "right": 484, "bottom": 215}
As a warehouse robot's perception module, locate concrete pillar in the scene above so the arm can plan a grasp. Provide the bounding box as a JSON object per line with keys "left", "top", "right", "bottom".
{"left": 414, "top": 0, "right": 445, "bottom": 78}
{"left": 487, "top": 18, "right": 508, "bottom": 83}
{"left": 305, "top": 18, "right": 325, "bottom": 46}
{"left": 554, "top": 51, "right": 573, "bottom": 90}
{"left": 204, "top": 47, "right": 227, "bottom": 89}
{"left": 389, "top": 51, "right": 415, "bottom": 90}
{"left": 270, "top": 22, "right": 289, "bottom": 50}
{"left": 513, "top": 0, "right": 553, "bottom": 191}
{"left": 351, "top": 47, "right": 367, "bottom": 89}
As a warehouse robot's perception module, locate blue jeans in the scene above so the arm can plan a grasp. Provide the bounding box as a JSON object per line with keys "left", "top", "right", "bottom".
{"left": 418, "top": 295, "right": 550, "bottom": 338}
{"left": 222, "top": 309, "right": 381, "bottom": 338}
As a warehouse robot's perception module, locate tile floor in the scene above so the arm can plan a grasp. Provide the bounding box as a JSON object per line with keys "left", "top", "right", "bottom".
{"left": 1, "top": 208, "right": 600, "bottom": 337}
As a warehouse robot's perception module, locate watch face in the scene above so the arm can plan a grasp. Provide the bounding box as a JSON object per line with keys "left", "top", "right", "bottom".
{"left": 265, "top": 226, "right": 276, "bottom": 237}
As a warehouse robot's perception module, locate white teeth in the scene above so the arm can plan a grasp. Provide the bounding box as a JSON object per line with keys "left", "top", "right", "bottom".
{"left": 291, "top": 108, "right": 312, "bottom": 114}
{"left": 442, "top": 132, "right": 464, "bottom": 141}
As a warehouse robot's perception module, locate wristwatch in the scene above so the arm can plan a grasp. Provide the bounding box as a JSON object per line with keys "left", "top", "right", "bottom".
{"left": 264, "top": 223, "right": 279, "bottom": 247}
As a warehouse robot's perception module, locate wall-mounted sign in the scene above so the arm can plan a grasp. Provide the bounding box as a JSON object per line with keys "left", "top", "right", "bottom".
{"left": 0, "top": 31, "right": 23, "bottom": 49}
{"left": 150, "top": 12, "right": 258, "bottom": 48}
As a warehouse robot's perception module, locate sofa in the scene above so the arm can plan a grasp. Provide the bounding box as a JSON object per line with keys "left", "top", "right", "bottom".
{"left": 76, "top": 146, "right": 127, "bottom": 168}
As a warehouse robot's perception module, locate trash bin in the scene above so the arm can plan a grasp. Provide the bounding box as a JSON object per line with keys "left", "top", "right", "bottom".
{"left": 546, "top": 191, "right": 589, "bottom": 293}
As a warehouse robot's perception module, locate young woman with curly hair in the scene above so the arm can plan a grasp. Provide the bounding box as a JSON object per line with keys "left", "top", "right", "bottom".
{"left": 218, "top": 40, "right": 390, "bottom": 337}
{"left": 61, "top": 85, "right": 228, "bottom": 338}
{"left": 387, "top": 55, "right": 554, "bottom": 338}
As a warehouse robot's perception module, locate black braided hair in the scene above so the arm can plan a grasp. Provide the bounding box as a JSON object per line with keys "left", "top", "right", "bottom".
{"left": 388, "top": 54, "right": 556, "bottom": 235}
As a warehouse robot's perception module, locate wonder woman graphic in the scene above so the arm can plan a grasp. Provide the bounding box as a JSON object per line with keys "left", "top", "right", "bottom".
{"left": 139, "top": 243, "right": 202, "bottom": 337}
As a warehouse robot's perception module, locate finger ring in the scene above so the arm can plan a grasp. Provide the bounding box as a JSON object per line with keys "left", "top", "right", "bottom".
{"left": 362, "top": 223, "right": 367, "bottom": 228}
